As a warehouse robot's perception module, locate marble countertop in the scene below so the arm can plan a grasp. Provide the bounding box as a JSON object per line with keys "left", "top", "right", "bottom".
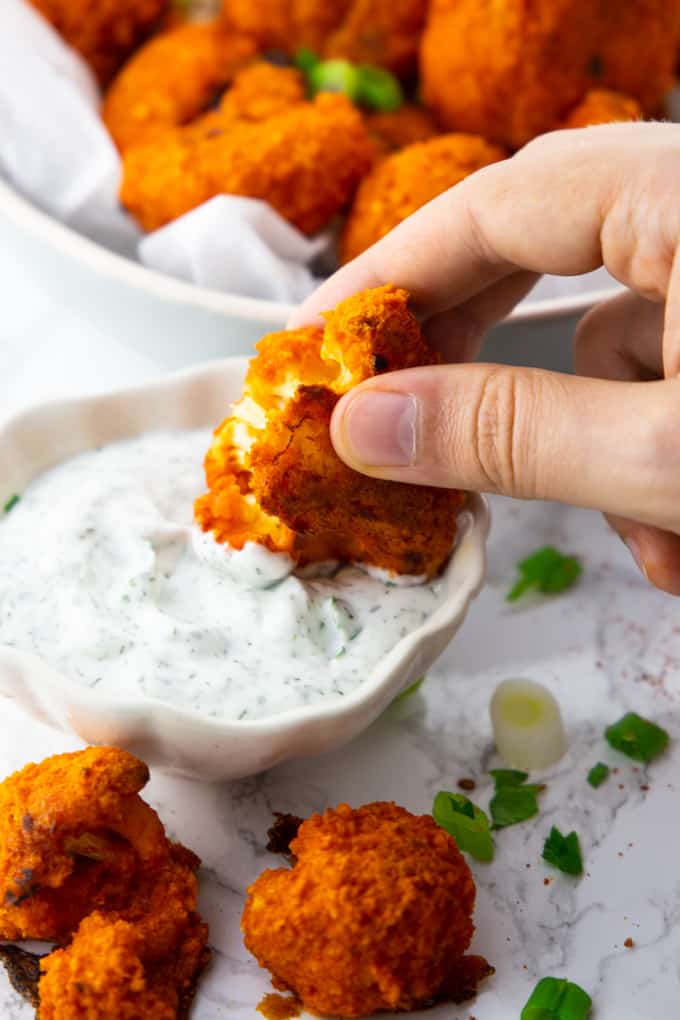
{"left": 1, "top": 234, "right": 679, "bottom": 1019}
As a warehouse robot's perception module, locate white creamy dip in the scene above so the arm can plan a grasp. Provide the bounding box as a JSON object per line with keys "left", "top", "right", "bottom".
{"left": 0, "top": 430, "right": 447, "bottom": 720}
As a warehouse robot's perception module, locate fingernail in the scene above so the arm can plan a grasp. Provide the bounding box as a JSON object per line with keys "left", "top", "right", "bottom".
{"left": 341, "top": 391, "right": 417, "bottom": 466}
{"left": 624, "top": 537, "right": 647, "bottom": 579}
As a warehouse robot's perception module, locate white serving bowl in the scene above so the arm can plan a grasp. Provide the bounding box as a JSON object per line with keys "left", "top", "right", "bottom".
{"left": 0, "top": 176, "right": 618, "bottom": 371}
{"left": 0, "top": 358, "right": 489, "bottom": 781}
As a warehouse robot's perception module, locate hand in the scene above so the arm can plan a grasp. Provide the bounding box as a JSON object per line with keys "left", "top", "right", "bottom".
{"left": 290, "top": 122, "right": 680, "bottom": 595}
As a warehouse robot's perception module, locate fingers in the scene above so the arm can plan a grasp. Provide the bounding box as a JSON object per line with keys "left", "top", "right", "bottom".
{"left": 606, "top": 514, "right": 680, "bottom": 597}
{"left": 330, "top": 363, "right": 680, "bottom": 530}
{"left": 574, "top": 290, "right": 664, "bottom": 381}
{"left": 424, "top": 270, "right": 540, "bottom": 362}
{"left": 292, "top": 122, "right": 680, "bottom": 330}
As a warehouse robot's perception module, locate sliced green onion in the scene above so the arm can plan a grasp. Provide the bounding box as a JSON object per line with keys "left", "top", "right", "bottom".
{"left": 507, "top": 545, "right": 582, "bottom": 602}
{"left": 433, "top": 791, "right": 494, "bottom": 863}
{"left": 605, "top": 712, "right": 669, "bottom": 763}
{"left": 294, "top": 48, "right": 320, "bottom": 75}
{"left": 587, "top": 762, "right": 610, "bottom": 788}
{"left": 394, "top": 676, "right": 425, "bottom": 703}
{"left": 521, "top": 977, "right": 592, "bottom": 1020}
{"left": 490, "top": 679, "right": 567, "bottom": 770}
{"left": 2, "top": 494, "right": 19, "bottom": 514}
{"left": 542, "top": 827, "right": 583, "bottom": 877}
{"left": 355, "top": 65, "right": 404, "bottom": 112}
{"left": 308, "top": 59, "right": 361, "bottom": 101}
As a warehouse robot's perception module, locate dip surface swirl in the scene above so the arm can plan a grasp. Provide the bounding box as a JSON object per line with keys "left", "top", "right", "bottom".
{"left": 0, "top": 430, "right": 446, "bottom": 720}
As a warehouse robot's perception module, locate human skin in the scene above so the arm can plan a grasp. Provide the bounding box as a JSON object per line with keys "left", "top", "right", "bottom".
{"left": 290, "top": 123, "right": 680, "bottom": 596}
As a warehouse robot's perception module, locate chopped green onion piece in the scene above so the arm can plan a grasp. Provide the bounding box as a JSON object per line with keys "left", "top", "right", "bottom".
{"left": 507, "top": 546, "right": 582, "bottom": 602}
{"left": 521, "top": 977, "right": 592, "bottom": 1020}
{"left": 605, "top": 712, "right": 669, "bottom": 764}
{"left": 308, "top": 59, "right": 361, "bottom": 101}
{"left": 3, "top": 494, "right": 20, "bottom": 514}
{"left": 587, "top": 762, "right": 610, "bottom": 788}
{"left": 394, "top": 677, "right": 425, "bottom": 703}
{"left": 542, "top": 827, "right": 583, "bottom": 877}
{"left": 355, "top": 65, "right": 404, "bottom": 112}
{"left": 489, "top": 768, "right": 529, "bottom": 788}
{"left": 489, "top": 781, "right": 543, "bottom": 830}
{"left": 433, "top": 791, "right": 494, "bottom": 863}
{"left": 294, "top": 48, "right": 320, "bottom": 74}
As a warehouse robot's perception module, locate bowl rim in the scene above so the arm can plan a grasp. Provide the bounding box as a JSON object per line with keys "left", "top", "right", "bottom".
{"left": 0, "top": 356, "right": 490, "bottom": 740}
{"left": 0, "top": 175, "right": 617, "bottom": 327}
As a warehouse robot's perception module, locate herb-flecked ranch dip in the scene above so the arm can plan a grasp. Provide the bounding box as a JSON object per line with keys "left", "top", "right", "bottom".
{"left": 0, "top": 430, "right": 449, "bottom": 721}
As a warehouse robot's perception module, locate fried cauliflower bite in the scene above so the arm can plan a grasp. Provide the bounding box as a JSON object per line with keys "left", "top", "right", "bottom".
{"left": 341, "top": 134, "right": 505, "bottom": 264}
{"left": 195, "top": 285, "right": 465, "bottom": 578}
{"left": 38, "top": 909, "right": 210, "bottom": 1020}
{"left": 366, "top": 104, "right": 439, "bottom": 154}
{"left": 242, "top": 802, "right": 481, "bottom": 1017}
{"left": 120, "top": 92, "right": 374, "bottom": 233}
{"left": 224, "top": 0, "right": 427, "bottom": 76}
{"left": 27, "top": 0, "right": 168, "bottom": 86}
{"left": 561, "top": 89, "right": 642, "bottom": 129}
{"left": 420, "top": 0, "right": 678, "bottom": 150}
{"left": 102, "top": 22, "right": 256, "bottom": 153}
{"left": 0, "top": 747, "right": 173, "bottom": 942}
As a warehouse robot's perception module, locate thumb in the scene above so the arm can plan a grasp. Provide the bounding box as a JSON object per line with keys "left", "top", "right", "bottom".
{"left": 330, "top": 364, "right": 680, "bottom": 527}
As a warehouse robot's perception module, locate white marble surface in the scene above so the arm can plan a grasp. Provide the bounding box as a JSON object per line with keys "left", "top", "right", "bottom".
{"left": 2, "top": 236, "right": 680, "bottom": 1019}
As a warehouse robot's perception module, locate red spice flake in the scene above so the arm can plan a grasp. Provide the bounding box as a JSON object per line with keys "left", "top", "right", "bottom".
{"left": 640, "top": 785, "right": 650, "bottom": 792}
{"left": 257, "top": 993, "right": 302, "bottom": 1020}
{"left": 618, "top": 784, "right": 625, "bottom": 790}
{"left": 624, "top": 938, "right": 635, "bottom": 949}
{"left": 457, "top": 778, "right": 476, "bottom": 792}
{"left": 543, "top": 877, "right": 552, "bottom": 887}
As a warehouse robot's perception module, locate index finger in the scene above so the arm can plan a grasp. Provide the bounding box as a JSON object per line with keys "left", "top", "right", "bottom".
{"left": 289, "top": 122, "right": 665, "bottom": 328}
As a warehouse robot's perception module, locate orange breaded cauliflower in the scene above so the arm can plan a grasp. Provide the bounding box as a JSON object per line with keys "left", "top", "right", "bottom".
{"left": 120, "top": 92, "right": 374, "bottom": 233}
{"left": 103, "top": 21, "right": 256, "bottom": 153}
{"left": 420, "top": 0, "right": 679, "bottom": 150}
{"left": 38, "top": 909, "right": 209, "bottom": 1020}
{"left": 561, "top": 89, "right": 642, "bottom": 129}
{"left": 0, "top": 748, "right": 203, "bottom": 953}
{"left": 0, "top": 748, "right": 209, "bottom": 1019}
{"left": 366, "top": 104, "right": 439, "bottom": 154}
{"left": 195, "top": 285, "right": 465, "bottom": 579}
{"left": 341, "top": 134, "right": 505, "bottom": 263}
{"left": 27, "top": 0, "right": 168, "bottom": 86}
{"left": 242, "top": 802, "right": 484, "bottom": 1017}
{"left": 224, "top": 0, "right": 427, "bottom": 76}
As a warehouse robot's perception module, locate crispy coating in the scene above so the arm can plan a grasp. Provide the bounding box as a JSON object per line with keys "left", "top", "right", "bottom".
{"left": 420, "top": 0, "right": 679, "bottom": 150}
{"left": 366, "top": 104, "right": 439, "bottom": 154}
{"left": 218, "top": 63, "right": 307, "bottom": 123}
{"left": 242, "top": 802, "right": 478, "bottom": 1017}
{"left": 195, "top": 285, "right": 465, "bottom": 578}
{"left": 27, "top": 0, "right": 168, "bottom": 86}
{"left": 341, "top": 134, "right": 505, "bottom": 263}
{"left": 120, "top": 92, "right": 374, "bottom": 233}
{"left": 103, "top": 22, "right": 256, "bottom": 153}
{"left": 561, "top": 89, "right": 642, "bottom": 129}
{"left": 38, "top": 909, "right": 210, "bottom": 1020}
{"left": 224, "top": 0, "right": 427, "bottom": 75}
{"left": 0, "top": 747, "right": 169, "bottom": 942}
{"left": 0, "top": 748, "right": 209, "bottom": 1018}
{"left": 323, "top": 0, "right": 429, "bottom": 77}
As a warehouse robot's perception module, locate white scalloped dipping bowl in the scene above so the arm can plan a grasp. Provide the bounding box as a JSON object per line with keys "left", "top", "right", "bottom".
{"left": 0, "top": 359, "right": 489, "bottom": 780}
